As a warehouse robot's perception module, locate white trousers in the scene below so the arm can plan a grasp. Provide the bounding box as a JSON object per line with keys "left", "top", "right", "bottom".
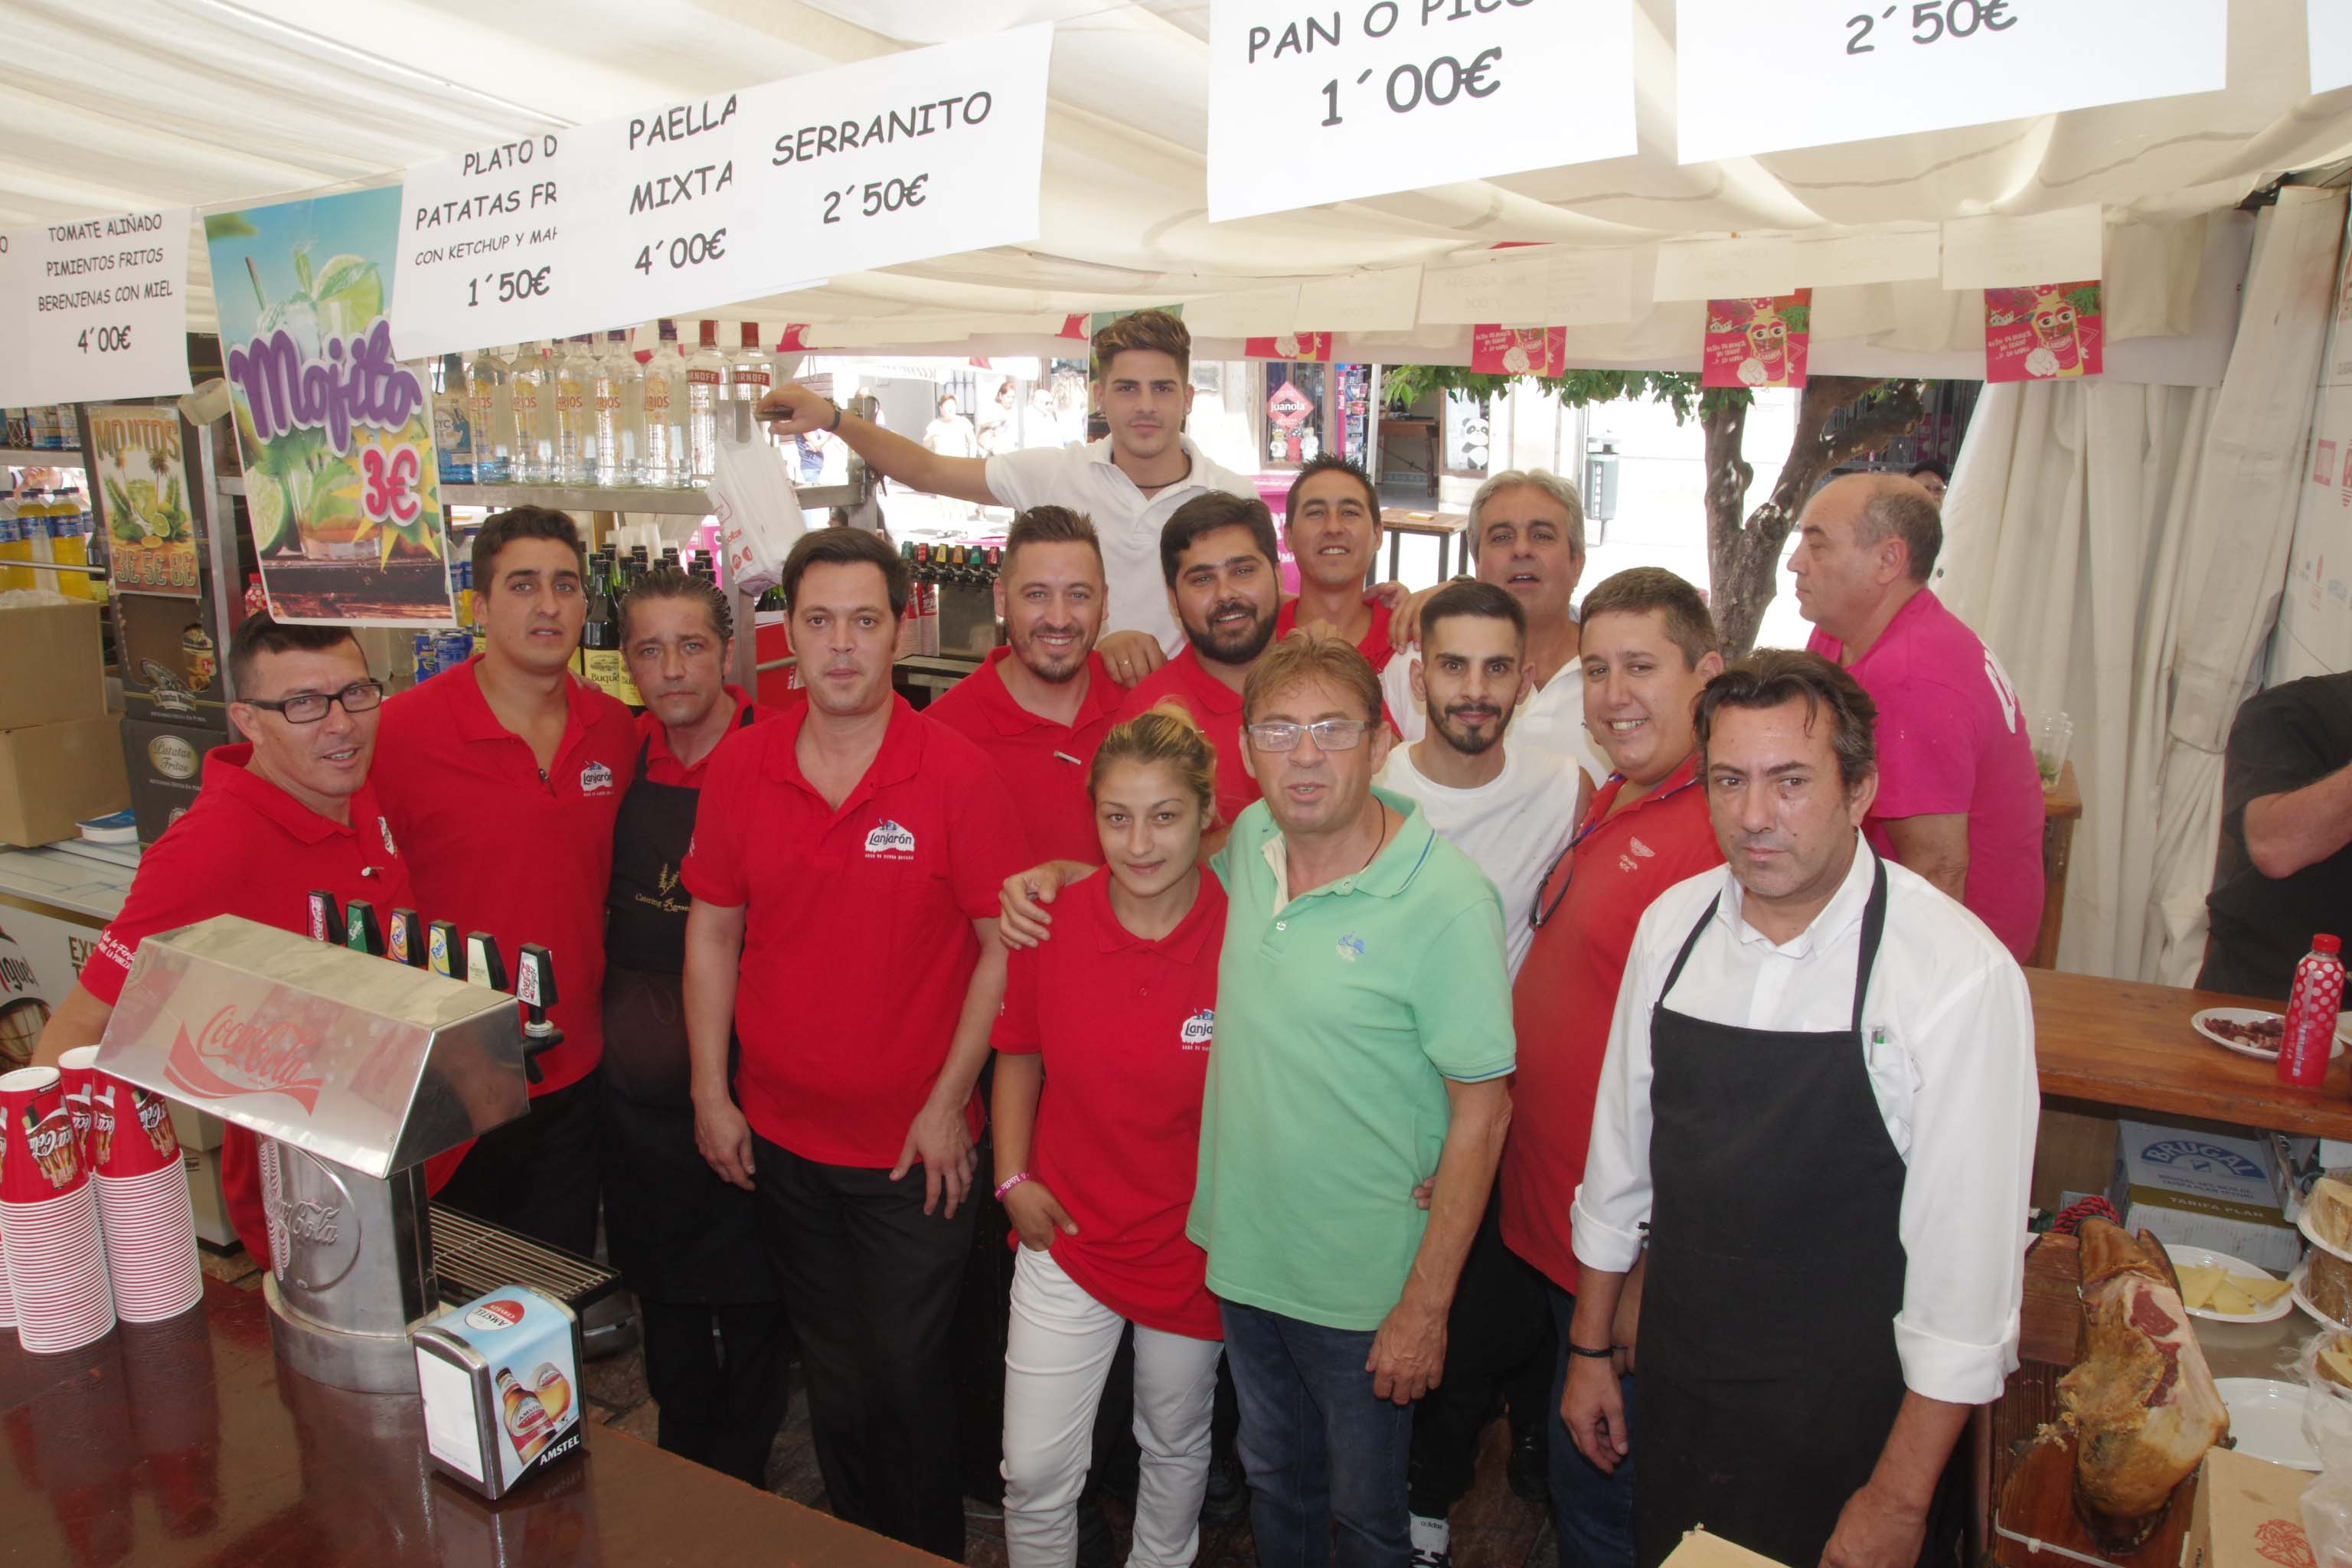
{"left": 1001, "top": 1244, "right": 1224, "bottom": 1568}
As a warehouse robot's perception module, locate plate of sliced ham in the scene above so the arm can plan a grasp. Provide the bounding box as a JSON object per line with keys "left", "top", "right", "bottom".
{"left": 2191, "top": 1007, "right": 2348, "bottom": 1061}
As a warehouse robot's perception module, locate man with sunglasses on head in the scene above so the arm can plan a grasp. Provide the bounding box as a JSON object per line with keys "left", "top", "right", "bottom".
{"left": 32, "top": 614, "right": 456, "bottom": 1265}
{"left": 1504, "top": 570, "right": 1727, "bottom": 1568}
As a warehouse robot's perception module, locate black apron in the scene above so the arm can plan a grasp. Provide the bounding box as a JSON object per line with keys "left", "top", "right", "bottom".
{"left": 601, "top": 709, "right": 776, "bottom": 1305}
{"left": 1633, "top": 860, "right": 1957, "bottom": 1568}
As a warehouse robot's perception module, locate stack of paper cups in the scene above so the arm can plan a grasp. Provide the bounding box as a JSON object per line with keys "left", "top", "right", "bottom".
{"left": 0, "top": 1067, "right": 114, "bottom": 1352}
{"left": 89, "top": 1070, "right": 200, "bottom": 1323}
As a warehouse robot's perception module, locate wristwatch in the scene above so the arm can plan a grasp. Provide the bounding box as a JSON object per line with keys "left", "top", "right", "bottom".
{"left": 826, "top": 400, "right": 845, "bottom": 433}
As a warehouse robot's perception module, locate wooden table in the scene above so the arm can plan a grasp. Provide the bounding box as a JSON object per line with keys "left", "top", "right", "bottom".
{"left": 0, "top": 1277, "right": 943, "bottom": 1566}
{"left": 2028, "top": 967, "right": 2352, "bottom": 1139}
{"left": 1380, "top": 507, "right": 1469, "bottom": 583}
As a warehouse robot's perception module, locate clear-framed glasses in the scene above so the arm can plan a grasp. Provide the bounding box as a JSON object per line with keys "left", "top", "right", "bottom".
{"left": 1246, "top": 718, "right": 1374, "bottom": 753}
{"left": 243, "top": 680, "right": 386, "bottom": 724}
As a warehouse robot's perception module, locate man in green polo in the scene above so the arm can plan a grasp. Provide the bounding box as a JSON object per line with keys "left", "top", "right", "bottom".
{"left": 1204, "top": 631, "right": 1514, "bottom": 1568}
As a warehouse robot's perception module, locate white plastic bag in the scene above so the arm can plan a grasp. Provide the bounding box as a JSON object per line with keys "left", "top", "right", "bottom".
{"left": 709, "top": 418, "right": 805, "bottom": 599}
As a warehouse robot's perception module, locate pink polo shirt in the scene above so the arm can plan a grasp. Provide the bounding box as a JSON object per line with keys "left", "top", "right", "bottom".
{"left": 1808, "top": 589, "right": 2044, "bottom": 962}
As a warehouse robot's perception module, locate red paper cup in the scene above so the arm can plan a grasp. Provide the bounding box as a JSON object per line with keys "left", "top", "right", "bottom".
{"left": 2, "top": 1182, "right": 114, "bottom": 1354}
{"left": 56, "top": 1047, "right": 99, "bottom": 1163}
{"left": 90, "top": 1074, "right": 180, "bottom": 1181}
{"left": 96, "top": 1167, "right": 201, "bottom": 1324}
{"left": 0, "top": 1067, "right": 87, "bottom": 1203}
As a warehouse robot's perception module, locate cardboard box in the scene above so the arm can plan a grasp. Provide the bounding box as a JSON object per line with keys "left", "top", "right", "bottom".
{"left": 0, "top": 714, "right": 129, "bottom": 848}
{"left": 2187, "top": 1446, "right": 2314, "bottom": 1568}
{"left": 2115, "top": 1120, "right": 2301, "bottom": 1272}
{"left": 0, "top": 602, "right": 106, "bottom": 730}
{"left": 119, "top": 714, "right": 226, "bottom": 844}
{"left": 1658, "top": 1532, "right": 1790, "bottom": 1568}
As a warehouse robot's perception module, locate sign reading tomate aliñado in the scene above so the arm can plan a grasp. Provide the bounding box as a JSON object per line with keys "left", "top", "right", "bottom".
{"left": 206, "top": 188, "right": 457, "bottom": 627}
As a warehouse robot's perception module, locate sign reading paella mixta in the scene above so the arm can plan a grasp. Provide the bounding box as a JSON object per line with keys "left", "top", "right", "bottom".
{"left": 204, "top": 189, "right": 457, "bottom": 626}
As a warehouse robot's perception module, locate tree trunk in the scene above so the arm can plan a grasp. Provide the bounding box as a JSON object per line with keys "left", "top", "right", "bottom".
{"left": 1704, "top": 377, "right": 1929, "bottom": 656}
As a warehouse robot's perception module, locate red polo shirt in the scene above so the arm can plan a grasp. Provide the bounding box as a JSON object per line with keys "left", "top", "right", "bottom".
{"left": 637, "top": 684, "right": 773, "bottom": 787}
{"left": 79, "top": 746, "right": 422, "bottom": 1264}
{"left": 993, "top": 871, "right": 1226, "bottom": 1339}
{"left": 1498, "top": 754, "right": 1723, "bottom": 1292}
{"left": 924, "top": 648, "right": 1124, "bottom": 864}
{"left": 1114, "top": 649, "right": 1258, "bottom": 831}
{"left": 372, "top": 657, "right": 637, "bottom": 1094}
{"left": 1275, "top": 596, "right": 1396, "bottom": 673}
{"left": 680, "top": 698, "right": 1031, "bottom": 1168}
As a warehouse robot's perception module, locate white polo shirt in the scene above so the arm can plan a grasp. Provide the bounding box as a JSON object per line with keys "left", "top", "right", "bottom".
{"left": 988, "top": 436, "right": 1257, "bottom": 655}
{"left": 1383, "top": 645, "right": 1612, "bottom": 792}
{"left": 1374, "top": 741, "right": 1584, "bottom": 978}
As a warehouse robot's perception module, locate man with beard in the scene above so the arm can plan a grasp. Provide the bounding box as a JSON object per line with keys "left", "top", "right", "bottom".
{"left": 1113, "top": 492, "right": 1287, "bottom": 838}
{"left": 1373, "top": 578, "right": 1586, "bottom": 1566}
{"left": 1276, "top": 454, "right": 1395, "bottom": 671}
{"left": 925, "top": 506, "right": 1125, "bottom": 864}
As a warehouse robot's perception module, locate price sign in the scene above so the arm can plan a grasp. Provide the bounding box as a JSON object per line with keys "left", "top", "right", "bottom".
{"left": 1206, "top": 1, "right": 1635, "bottom": 223}
{"left": 572, "top": 92, "right": 776, "bottom": 327}
{"left": 390, "top": 134, "right": 580, "bottom": 360}
{"left": 0, "top": 210, "right": 192, "bottom": 406}
{"left": 1675, "top": 0, "right": 2226, "bottom": 165}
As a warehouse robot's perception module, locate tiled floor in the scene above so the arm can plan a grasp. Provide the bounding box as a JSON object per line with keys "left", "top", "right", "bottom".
{"left": 201, "top": 1246, "right": 1557, "bottom": 1567}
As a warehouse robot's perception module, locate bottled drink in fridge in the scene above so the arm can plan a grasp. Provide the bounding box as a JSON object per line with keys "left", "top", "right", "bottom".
{"left": 467, "top": 347, "right": 513, "bottom": 485}
{"left": 595, "top": 329, "right": 641, "bottom": 488}
{"left": 508, "top": 343, "right": 554, "bottom": 484}
{"left": 686, "top": 321, "right": 726, "bottom": 485}
{"left": 553, "top": 335, "right": 598, "bottom": 485}
{"left": 433, "top": 354, "right": 475, "bottom": 486}
{"left": 2280, "top": 933, "right": 2347, "bottom": 1088}
{"left": 639, "top": 320, "right": 687, "bottom": 488}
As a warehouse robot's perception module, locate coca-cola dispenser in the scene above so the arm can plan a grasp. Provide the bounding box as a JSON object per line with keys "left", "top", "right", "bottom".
{"left": 90, "top": 913, "right": 534, "bottom": 1393}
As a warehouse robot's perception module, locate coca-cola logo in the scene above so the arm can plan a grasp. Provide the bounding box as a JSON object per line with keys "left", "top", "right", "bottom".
{"left": 164, "top": 1004, "right": 327, "bottom": 1113}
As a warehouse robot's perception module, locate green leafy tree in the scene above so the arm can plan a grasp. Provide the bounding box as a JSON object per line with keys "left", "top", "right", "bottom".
{"left": 1380, "top": 367, "right": 1928, "bottom": 655}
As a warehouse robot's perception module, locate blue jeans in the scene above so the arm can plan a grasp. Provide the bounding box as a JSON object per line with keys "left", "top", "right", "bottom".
{"left": 1547, "top": 1284, "right": 1637, "bottom": 1568}
{"left": 1221, "top": 1301, "right": 1414, "bottom": 1568}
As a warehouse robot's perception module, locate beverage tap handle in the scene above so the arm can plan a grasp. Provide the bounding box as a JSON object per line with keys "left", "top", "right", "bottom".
{"left": 514, "top": 942, "right": 562, "bottom": 1086}
{"left": 428, "top": 919, "right": 464, "bottom": 981}
{"left": 344, "top": 899, "right": 384, "bottom": 957}
{"left": 307, "top": 890, "right": 342, "bottom": 945}
{"left": 388, "top": 908, "right": 426, "bottom": 967}
{"left": 466, "top": 932, "right": 509, "bottom": 993}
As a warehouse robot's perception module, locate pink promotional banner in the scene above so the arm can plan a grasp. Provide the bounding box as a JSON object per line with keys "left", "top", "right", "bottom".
{"left": 1243, "top": 332, "right": 1332, "bottom": 362}
{"left": 1469, "top": 326, "right": 1565, "bottom": 377}
{"left": 1985, "top": 282, "right": 2104, "bottom": 383}
{"left": 1702, "top": 292, "right": 1810, "bottom": 390}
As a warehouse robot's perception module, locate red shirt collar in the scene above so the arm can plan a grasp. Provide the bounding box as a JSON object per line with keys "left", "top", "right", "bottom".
{"left": 1088, "top": 867, "right": 1228, "bottom": 962}
{"left": 1163, "top": 648, "right": 1246, "bottom": 717}
{"left": 970, "top": 647, "right": 1122, "bottom": 737}
{"left": 1578, "top": 749, "right": 1704, "bottom": 837}
{"left": 445, "top": 653, "right": 610, "bottom": 748}
{"left": 199, "top": 743, "right": 370, "bottom": 845}
{"left": 1276, "top": 596, "right": 1393, "bottom": 662}
{"left": 760, "top": 692, "right": 926, "bottom": 799}
{"left": 640, "top": 684, "right": 761, "bottom": 773}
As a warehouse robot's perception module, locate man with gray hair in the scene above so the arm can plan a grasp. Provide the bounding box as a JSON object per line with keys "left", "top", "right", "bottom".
{"left": 1384, "top": 469, "right": 1612, "bottom": 791}
{"left": 1789, "top": 472, "right": 2043, "bottom": 962}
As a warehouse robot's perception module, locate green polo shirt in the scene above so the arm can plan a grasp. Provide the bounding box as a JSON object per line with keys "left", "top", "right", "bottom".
{"left": 1188, "top": 787, "right": 1516, "bottom": 1331}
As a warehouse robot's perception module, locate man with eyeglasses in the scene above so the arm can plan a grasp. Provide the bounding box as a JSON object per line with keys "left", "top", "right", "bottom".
{"left": 32, "top": 614, "right": 455, "bottom": 1264}
{"left": 1505, "top": 570, "right": 1726, "bottom": 1568}
{"left": 374, "top": 506, "right": 638, "bottom": 1255}
{"left": 1004, "top": 632, "right": 1514, "bottom": 1568}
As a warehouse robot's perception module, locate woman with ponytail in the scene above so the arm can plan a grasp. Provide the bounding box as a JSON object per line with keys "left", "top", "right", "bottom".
{"left": 991, "top": 701, "right": 1227, "bottom": 1568}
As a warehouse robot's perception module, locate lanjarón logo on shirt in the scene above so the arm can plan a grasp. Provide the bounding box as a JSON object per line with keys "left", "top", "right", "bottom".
{"left": 580, "top": 761, "right": 615, "bottom": 795}
{"left": 864, "top": 819, "right": 916, "bottom": 858}
{"left": 1179, "top": 1009, "right": 1214, "bottom": 1048}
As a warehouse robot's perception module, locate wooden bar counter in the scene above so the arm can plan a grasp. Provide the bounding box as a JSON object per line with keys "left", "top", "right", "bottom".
{"left": 0, "top": 1276, "right": 940, "bottom": 1567}
{"left": 2030, "top": 967, "right": 2352, "bottom": 1139}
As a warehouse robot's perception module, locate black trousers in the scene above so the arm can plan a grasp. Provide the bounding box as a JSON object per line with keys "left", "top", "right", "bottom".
{"left": 639, "top": 1298, "right": 794, "bottom": 1488}
{"left": 1408, "top": 1196, "right": 1556, "bottom": 1518}
{"left": 435, "top": 1072, "right": 603, "bottom": 1257}
{"left": 753, "top": 1134, "right": 976, "bottom": 1561}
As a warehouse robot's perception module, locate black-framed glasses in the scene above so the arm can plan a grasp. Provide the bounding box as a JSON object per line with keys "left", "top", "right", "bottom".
{"left": 1246, "top": 718, "right": 1374, "bottom": 753}
{"left": 243, "top": 681, "right": 385, "bottom": 724}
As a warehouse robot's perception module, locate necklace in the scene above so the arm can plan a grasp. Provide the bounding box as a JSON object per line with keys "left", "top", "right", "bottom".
{"left": 1361, "top": 806, "right": 1390, "bottom": 872}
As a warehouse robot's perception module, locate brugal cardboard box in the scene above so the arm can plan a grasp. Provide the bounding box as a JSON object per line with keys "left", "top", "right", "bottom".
{"left": 0, "top": 601, "right": 106, "bottom": 730}
{"left": 2113, "top": 1120, "right": 2301, "bottom": 1273}
{"left": 0, "top": 714, "right": 129, "bottom": 848}
{"left": 1658, "top": 1530, "right": 1789, "bottom": 1568}
{"left": 2187, "top": 1447, "right": 2314, "bottom": 1568}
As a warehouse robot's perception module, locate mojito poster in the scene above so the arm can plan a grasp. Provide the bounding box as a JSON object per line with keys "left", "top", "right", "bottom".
{"left": 205, "top": 189, "right": 456, "bottom": 626}
{"left": 1702, "top": 293, "right": 1810, "bottom": 390}
{"left": 1985, "top": 282, "right": 2103, "bottom": 384}
{"left": 87, "top": 403, "right": 197, "bottom": 595}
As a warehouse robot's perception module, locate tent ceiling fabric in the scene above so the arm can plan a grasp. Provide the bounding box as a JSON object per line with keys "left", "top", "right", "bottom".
{"left": 7, "top": 0, "right": 2352, "bottom": 357}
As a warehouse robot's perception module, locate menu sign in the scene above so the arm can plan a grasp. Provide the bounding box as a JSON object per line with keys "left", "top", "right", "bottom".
{"left": 0, "top": 210, "right": 192, "bottom": 406}
{"left": 392, "top": 27, "right": 1051, "bottom": 359}
{"left": 87, "top": 403, "right": 198, "bottom": 596}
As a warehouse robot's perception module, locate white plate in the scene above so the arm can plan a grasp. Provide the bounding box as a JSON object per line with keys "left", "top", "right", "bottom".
{"left": 2293, "top": 1263, "right": 2352, "bottom": 1333}
{"left": 2215, "top": 1378, "right": 2324, "bottom": 1471}
{"left": 2160, "top": 1243, "right": 2295, "bottom": 1323}
{"left": 2300, "top": 1204, "right": 2352, "bottom": 1265}
{"left": 2191, "top": 1007, "right": 2347, "bottom": 1061}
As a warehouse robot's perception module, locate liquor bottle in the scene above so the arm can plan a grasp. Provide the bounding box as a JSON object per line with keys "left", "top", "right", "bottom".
{"left": 466, "top": 347, "right": 514, "bottom": 485}
{"left": 433, "top": 354, "right": 475, "bottom": 486}
{"left": 594, "top": 329, "right": 641, "bottom": 488}
{"left": 497, "top": 1367, "right": 556, "bottom": 1464}
{"left": 552, "top": 335, "right": 597, "bottom": 485}
{"left": 686, "top": 321, "right": 727, "bottom": 485}
{"left": 728, "top": 322, "right": 773, "bottom": 413}
{"left": 639, "top": 320, "right": 687, "bottom": 488}
{"left": 508, "top": 343, "right": 554, "bottom": 484}
{"left": 2279, "top": 934, "right": 2346, "bottom": 1088}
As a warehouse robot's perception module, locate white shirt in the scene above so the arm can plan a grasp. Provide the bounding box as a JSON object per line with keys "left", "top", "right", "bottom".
{"left": 1383, "top": 645, "right": 1613, "bottom": 793}
{"left": 1375, "top": 743, "right": 1582, "bottom": 978}
{"left": 1571, "top": 841, "right": 2037, "bottom": 1406}
{"left": 988, "top": 436, "right": 1257, "bottom": 655}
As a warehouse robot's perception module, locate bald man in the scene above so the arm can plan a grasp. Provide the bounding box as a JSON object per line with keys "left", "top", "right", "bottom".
{"left": 1788, "top": 475, "right": 2043, "bottom": 962}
